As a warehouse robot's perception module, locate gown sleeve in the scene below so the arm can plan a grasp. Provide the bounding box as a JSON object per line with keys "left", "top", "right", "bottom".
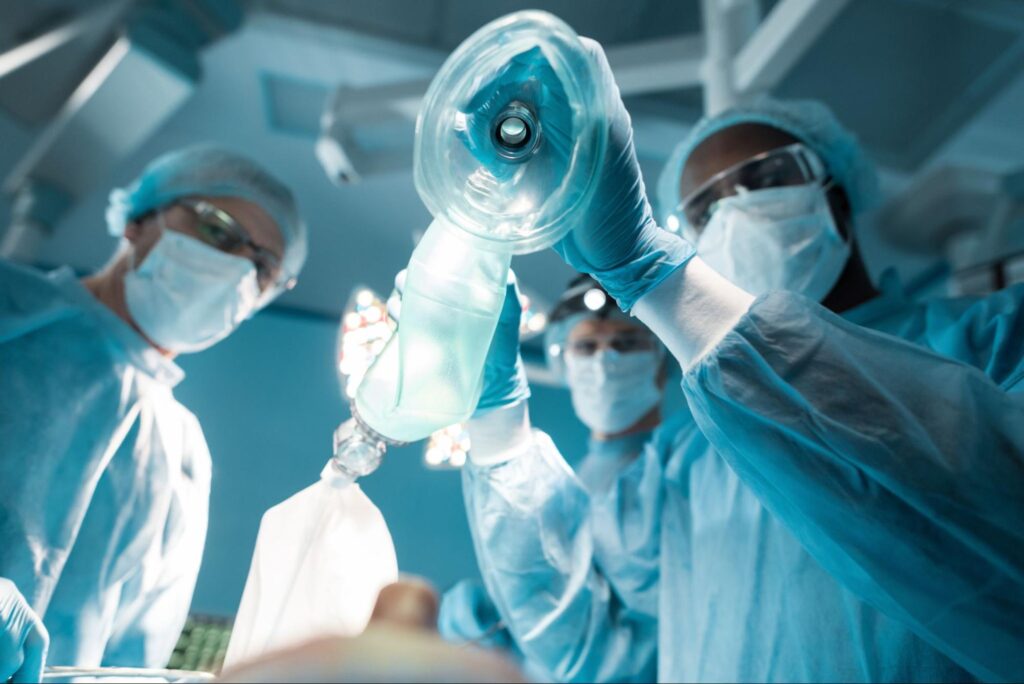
{"left": 102, "top": 410, "right": 211, "bottom": 668}
{"left": 635, "top": 262, "right": 1024, "bottom": 682}
{"left": 462, "top": 403, "right": 661, "bottom": 682}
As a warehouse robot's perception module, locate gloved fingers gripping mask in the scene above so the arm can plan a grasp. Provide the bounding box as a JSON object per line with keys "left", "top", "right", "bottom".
{"left": 697, "top": 182, "right": 850, "bottom": 302}
{"left": 125, "top": 225, "right": 261, "bottom": 353}
{"left": 565, "top": 348, "right": 662, "bottom": 434}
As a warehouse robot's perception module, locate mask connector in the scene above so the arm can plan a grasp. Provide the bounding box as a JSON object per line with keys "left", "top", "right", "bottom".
{"left": 493, "top": 102, "right": 540, "bottom": 161}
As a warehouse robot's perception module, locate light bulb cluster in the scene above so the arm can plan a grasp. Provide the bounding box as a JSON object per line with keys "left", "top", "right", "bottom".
{"left": 517, "top": 290, "right": 547, "bottom": 338}
{"left": 424, "top": 423, "right": 472, "bottom": 469}
{"left": 338, "top": 288, "right": 395, "bottom": 399}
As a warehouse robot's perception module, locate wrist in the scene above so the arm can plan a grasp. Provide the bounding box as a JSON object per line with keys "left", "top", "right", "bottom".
{"left": 467, "top": 400, "right": 533, "bottom": 466}
{"left": 632, "top": 256, "right": 754, "bottom": 369}
{"left": 475, "top": 358, "right": 530, "bottom": 416}
{"left": 594, "top": 223, "right": 696, "bottom": 311}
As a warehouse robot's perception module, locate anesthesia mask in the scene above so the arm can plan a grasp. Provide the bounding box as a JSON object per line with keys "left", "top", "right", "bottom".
{"left": 329, "top": 11, "right": 609, "bottom": 483}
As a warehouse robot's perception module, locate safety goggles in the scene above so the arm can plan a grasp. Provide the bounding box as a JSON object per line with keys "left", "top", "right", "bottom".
{"left": 566, "top": 330, "right": 657, "bottom": 357}
{"left": 669, "top": 143, "right": 829, "bottom": 238}
{"left": 160, "top": 199, "right": 294, "bottom": 293}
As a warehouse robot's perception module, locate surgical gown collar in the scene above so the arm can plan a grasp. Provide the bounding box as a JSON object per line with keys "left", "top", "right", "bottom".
{"left": 588, "top": 428, "right": 653, "bottom": 459}
{"left": 49, "top": 267, "right": 185, "bottom": 387}
{"left": 841, "top": 268, "right": 909, "bottom": 328}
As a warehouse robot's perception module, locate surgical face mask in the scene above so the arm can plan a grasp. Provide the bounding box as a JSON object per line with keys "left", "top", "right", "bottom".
{"left": 565, "top": 349, "right": 661, "bottom": 434}
{"left": 697, "top": 183, "right": 850, "bottom": 302}
{"left": 125, "top": 230, "right": 260, "bottom": 353}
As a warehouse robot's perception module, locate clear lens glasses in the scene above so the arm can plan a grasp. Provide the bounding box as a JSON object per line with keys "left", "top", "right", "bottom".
{"left": 669, "top": 143, "right": 827, "bottom": 238}
{"left": 567, "top": 330, "right": 657, "bottom": 357}
{"left": 173, "top": 199, "right": 289, "bottom": 292}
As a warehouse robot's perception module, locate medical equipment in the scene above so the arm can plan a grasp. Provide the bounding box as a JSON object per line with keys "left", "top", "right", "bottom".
{"left": 330, "top": 10, "right": 607, "bottom": 481}
{"left": 222, "top": 473, "right": 398, "bottom": 668}
{"left": 222, "top": 290, "right": 400, "bottom": 669}
{"left": 41, "top": 666, "right": 214, "bottom": 682}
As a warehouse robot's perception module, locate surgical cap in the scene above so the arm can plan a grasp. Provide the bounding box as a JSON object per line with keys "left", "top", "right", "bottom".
{"left": 655, "top": 98, "right": 880, "bottom": 227}
{"left": 106, "top": 145, "right": 307, "bottom": 294}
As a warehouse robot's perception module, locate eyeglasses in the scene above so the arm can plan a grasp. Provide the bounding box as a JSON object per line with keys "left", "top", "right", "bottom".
{"left": 566, "top": 331, "right": 657, "bottom": 357}
{"left": 159, "top": 199, "right": 295, "bottom": 293}
{"left": 669, "top": 143, "right": 829, "bottom": 237}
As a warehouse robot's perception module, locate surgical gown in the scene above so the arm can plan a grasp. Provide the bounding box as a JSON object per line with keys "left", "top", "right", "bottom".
{"left": 0, "top": 261, "right": 210, "bottom": 668}
{"left": 576, "top": 430, "right": 651, "bottom": 497}
{"left": 463, "top": 278, "right": 1024, "bottom": 683}
{"left": 441, "top": 430, "right": 651, "bottom": 680}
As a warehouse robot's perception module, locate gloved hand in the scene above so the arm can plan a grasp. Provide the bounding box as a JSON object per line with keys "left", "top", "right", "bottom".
{"left": 0, "top": 578, "right": 48, "bottom": 684}
{"left": 474, "top": 271, "right": 530, "bottom": 415}
{"left": 437, "top": 579, "right": 512, "bottom": 650}
{"left": 553, "top": 38, "right": 695, "bottom": 310}
{"left": 387, "top": 270, "right": 530, "bottom": 416}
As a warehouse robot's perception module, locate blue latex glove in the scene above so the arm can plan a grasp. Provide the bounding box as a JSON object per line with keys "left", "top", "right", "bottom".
{"left": 553, "top": 38, "right": 695, "bottom": 310}
{"left": 475, "top": 272, "right": 530, "bottom": 415}
{"left": 438, "top": 579, "right": 512, "bottom": 650}
{"left": 0, "top": 578, "right": 48, "bottom": 684}
{"left": 387, "top": 270, "right": 529, "bottom": 416}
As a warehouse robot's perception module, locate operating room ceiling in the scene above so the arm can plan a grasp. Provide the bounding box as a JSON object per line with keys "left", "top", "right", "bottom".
{"left": 251, "top": 0, "right": 1024, "bottom": 174}
{"left": 1, "top": 0, "right": 1023, "bottom": 319}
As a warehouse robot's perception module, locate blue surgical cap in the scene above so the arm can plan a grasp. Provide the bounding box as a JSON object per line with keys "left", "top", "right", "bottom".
{"left": 655, "top": 98, "right": 880, "bottom": 227}
{"left": 106, "top": 145, "right": 307, "bottom": 295}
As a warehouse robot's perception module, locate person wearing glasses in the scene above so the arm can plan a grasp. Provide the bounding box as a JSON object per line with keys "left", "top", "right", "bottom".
{"left": 0, "top": 145, "right": 305, "bottom": 682}
{"left": 545, "top": 275, "right": 667, "bottom": 495}
{"left": 448, "top": 39, "right": 1023, "bottom": 684}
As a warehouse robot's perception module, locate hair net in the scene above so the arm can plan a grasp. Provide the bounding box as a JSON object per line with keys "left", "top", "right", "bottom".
{"left": 655, "top": 98, "right": 880, "bottom": 228}
{"left": 106, "top": 145, "right": 307, "bottom": 297}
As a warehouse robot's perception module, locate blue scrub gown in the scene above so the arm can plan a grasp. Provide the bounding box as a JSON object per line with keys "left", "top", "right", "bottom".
{"left": 0, "top": 261, "right": 210, "bottom": 668}
{"left": 463, "top": 281, "right": 1024, "bottom": 682}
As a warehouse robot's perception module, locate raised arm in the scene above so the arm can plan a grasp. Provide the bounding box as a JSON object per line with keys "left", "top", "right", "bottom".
{"left": 634, "top": 260, "right": 1024, "bottom": 682}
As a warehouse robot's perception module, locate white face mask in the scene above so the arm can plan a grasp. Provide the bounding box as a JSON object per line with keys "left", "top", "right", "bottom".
{"left": 565, "top": 349, "right": 661, "bottom": 434}
{"left": 125, "top": 230, "right": 261, "bottom": 353}
{"left": 697, "top": 184, "right": 850, "bottom": 302}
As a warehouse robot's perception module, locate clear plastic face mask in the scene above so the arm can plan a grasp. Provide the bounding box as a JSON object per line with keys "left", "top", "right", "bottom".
{"left": 415, "top": 11, "right": 607, "bottom": 253}
{"left": 335, "top": 11, "right": 610, "bottom": 479}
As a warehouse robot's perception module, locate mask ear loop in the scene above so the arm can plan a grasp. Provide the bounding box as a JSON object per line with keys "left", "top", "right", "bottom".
{"left": 125, "top": 208, "right": 166, "bottom": 273}
{"left": 818, "top": 176, "right": 850, "bottom": 244}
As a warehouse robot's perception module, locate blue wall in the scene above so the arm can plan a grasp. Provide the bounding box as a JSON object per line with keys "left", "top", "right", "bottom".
{"left": 175, "top": 307, "right": 590, "bottom": 617}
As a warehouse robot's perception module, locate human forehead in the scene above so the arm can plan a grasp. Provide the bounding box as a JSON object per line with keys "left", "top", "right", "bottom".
{"left": 198, "top": 195, "right": 284, "bottom": 259}
{"left": 678, "top": 123, "right": 800, "bottom": 200}
{"left": 568, "top": 317, "right": 648, "bottom": 341}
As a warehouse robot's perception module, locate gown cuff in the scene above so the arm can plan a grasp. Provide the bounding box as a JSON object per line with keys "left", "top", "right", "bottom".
{"left": 467, "top": 400, "right": 534, "bottom": 466}
{"left": 632, "top": 256, "right": 754, "bottom": 370}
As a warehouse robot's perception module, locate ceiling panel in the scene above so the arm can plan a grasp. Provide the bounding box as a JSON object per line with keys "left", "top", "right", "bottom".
{"left": 251, "top": 0, "right": 702, "bottom": 52}
{"left": 0, "top": 1, "right": 119, "bottom": 125}
{"left": 774, "top": 0, "right": 1024, "bottom": 171}
{"left": 249, "top": 0, "right": 446, "bottom": 46}
{"left": 436, "top": 0, "right": 701, "bottom": 50}
{"left": 0, "top": 0, "right": 95, "bottom": 50}
{"left": 262, "top": 73, "right": 328, "bottom": 138}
